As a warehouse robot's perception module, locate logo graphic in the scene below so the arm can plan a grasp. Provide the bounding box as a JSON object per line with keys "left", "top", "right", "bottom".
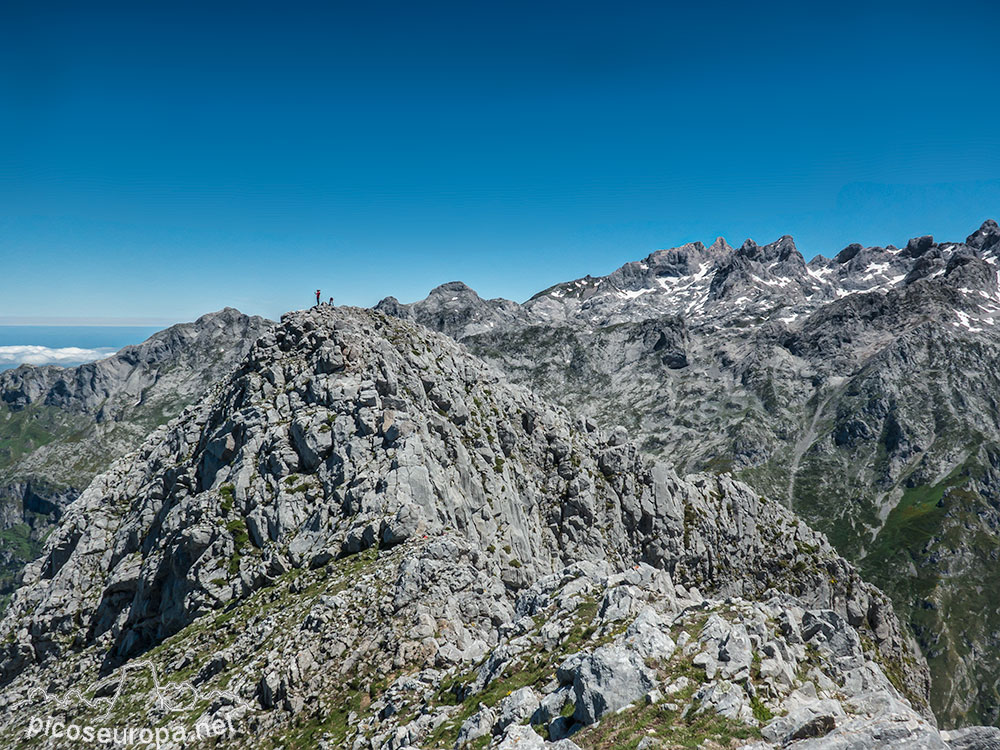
{"left": 4, "top": 658, "right": 256, "bottom": 747}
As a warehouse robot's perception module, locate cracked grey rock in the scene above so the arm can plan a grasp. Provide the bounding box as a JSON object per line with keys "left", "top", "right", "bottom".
{"left": 564, "top": 645, "right": 656, "bottom": 724}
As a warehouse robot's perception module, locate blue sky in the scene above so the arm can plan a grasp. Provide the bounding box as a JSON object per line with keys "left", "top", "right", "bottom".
{"left": 2, "top": 0, "right": 999, "bottom": 323}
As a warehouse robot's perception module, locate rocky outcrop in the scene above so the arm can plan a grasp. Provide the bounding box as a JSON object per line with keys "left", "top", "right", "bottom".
{"left": 0, "top": 306, "right": 954, "bottom": 748}
{"left": 0, "top": 308, "right": 273, "bottom": 607}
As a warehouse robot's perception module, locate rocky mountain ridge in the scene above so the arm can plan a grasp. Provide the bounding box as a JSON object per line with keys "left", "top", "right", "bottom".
{"left": 379, "top": 220, "right": 999, "bottom": 333}
{"left": 0, "top": 306, "right": 982, "bottom": 749}
{"left": 0, "top": 308, "right": 273, "bottom": 608}
{"left": 376, "top": 220, "right": 1000, "bottom": 727}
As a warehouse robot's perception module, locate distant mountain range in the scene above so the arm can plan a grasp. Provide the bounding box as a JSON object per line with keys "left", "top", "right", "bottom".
{"left": 0, "top": 308, "right": 272, "bottom": 607}
{"left": 378, "top": 219, "right": 1000, "bottom": 727}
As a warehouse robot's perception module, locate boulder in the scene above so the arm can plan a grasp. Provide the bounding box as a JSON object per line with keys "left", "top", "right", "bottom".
{"left": 563, "top": 645, "right": 657, "bottom": 724}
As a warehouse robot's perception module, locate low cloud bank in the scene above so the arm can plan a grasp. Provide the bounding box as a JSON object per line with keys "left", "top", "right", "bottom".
{"left": 0, "top": 345, "right": 117, "bottom": 367}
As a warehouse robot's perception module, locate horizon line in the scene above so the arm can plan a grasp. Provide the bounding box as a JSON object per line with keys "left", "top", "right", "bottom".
{"left": 0, "top": 316, "right": 180, "bottom": 327}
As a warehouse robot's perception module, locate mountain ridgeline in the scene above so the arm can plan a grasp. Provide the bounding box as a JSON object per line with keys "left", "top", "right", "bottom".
{"left": 377, "top": 219, "right": 1000, "bottom": 729}
{"left": 0, "top": 308, "right": 273, "bottom": 607}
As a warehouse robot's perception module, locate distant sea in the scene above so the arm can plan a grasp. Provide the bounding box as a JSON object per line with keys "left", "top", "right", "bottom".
{"left": 0, "top": 326, "right": 162, "bottom": 372}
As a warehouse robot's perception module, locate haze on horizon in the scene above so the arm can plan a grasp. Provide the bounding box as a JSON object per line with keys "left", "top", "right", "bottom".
{"left": 3, "top": 0, "right": 999, "bottom": 325}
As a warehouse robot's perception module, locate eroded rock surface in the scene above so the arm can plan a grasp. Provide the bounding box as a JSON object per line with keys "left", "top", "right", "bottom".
{"left": 0, "top": 306, "right": 973, "bottom": 748}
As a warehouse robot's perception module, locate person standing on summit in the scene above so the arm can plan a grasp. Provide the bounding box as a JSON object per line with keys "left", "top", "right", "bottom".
{"left": 315, "top": 289, "right": 321, "bottom": 306}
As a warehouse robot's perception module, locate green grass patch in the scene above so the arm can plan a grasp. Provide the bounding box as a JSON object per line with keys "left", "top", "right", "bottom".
{"left": 574, "top": 697, "right": 759, "bottom": 750}
{"left": 219, "top": 484, "right": 235, "bottom": 514}
{"left": 0, "top": 522, "right": 38, "bottom": 561}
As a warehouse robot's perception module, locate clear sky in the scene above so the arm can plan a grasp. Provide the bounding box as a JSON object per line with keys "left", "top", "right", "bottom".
{"left": 3, "top": 0, "right": 999, "bottom": 323}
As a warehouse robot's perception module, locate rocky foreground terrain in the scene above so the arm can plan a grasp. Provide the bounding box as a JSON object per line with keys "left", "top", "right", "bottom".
{"left": 0, "top": 306, "right": 997, "bottom": 748}
{"left": 0, "top": 308, "right": 272, "bottom": 608}
{"left": 379, "top": 220, "right": 1000, "bottom": 728}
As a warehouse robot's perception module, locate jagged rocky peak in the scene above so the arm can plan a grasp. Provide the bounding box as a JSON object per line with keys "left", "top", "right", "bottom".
{"left": 811, "top": 240, "right": 910, "bottom": 294}
{"left": 705, "top": 235, "right": 825, "bottom": 312}
{"left": 0, "top": 304, "right": 967, "bottom": 748}
{"left": 706, "top": 234, "right": 733, "bottom": 255}
{"left": 966, "top": 218, "right": 1000, "bottom": 251}
{"left": 384, "top": 220, "right": 1000, "bottom": 340}
{"left": 732, "top": 235, "right": 803, "bottom": 266}
{"left": 554, "top": 238, "right": 731, "bottom": 294}
{"left": 523, "top": 234, "right": 803, "bottom": 326}
{"left": 612, "top": 238, "right": 733, "bottom": 282}
{"left": 376, "top": 281, "right": 522, "bottom": 339}
{"left": 833, "top": 243, "right": 865, "bottom": 264}
{"left": 425, "top": 280, "right": 480, "bottom": 298}
{"left": 904, "top": 234, "right": 936, "bottom": 258}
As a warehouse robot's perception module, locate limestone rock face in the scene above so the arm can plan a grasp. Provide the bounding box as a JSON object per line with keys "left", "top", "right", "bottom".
{"left": 0, "top": 308, "right": 273, "bottom": 610}
{"left": 0, "top": 305, "right": 966, "bottom": 748}
{"left": 563, "top": 645, "right": 656, "bottom": 723}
